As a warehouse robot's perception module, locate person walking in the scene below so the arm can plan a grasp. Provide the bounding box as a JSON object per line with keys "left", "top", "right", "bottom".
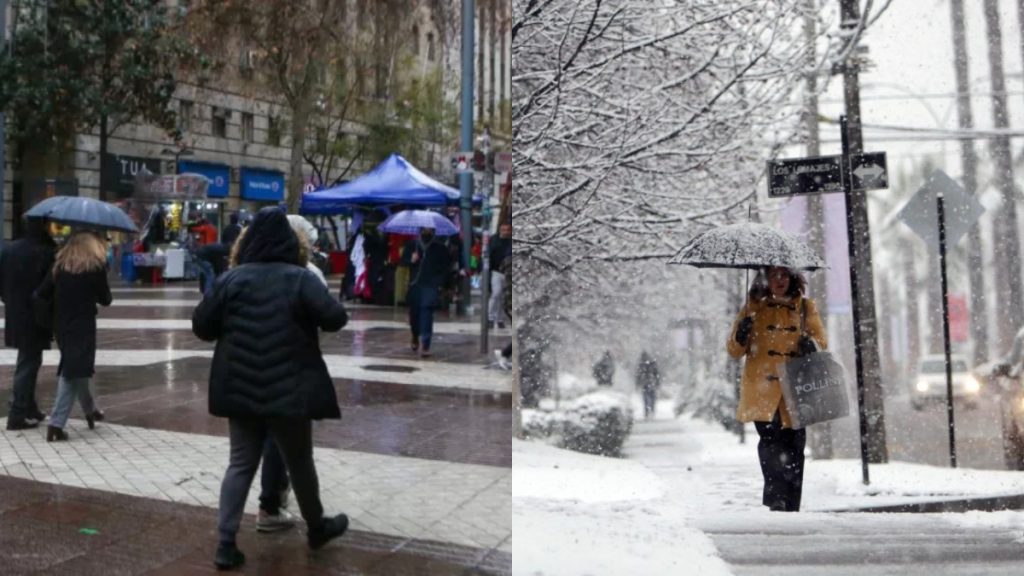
{"left": 494, "top": 254, "right": 514, "bottom": 370}
{"left": 34, "top": 231, "right": 112, "bottom": 442}
{"left": 193, "top": 207, "right": 349, "bottom": 570}
{"left": 1, "top": 218, "right": 57, "bottom": 430}
{"left": 593, "top": 351, "right": 615, "bottom": 387}
{"left": 635, "top": 352, "right": 662, "bottom": 419}
{"left": 404, "top": 226, "right": 451, "bottom": 358}
{"left": 727, "top": 266, "right": 826, "bottom": 512}
{"left": 221, "top": 212, "right": 243, "bottom": 246}
{"left": 488, "top": 223, "right": 512, "bottom": 329}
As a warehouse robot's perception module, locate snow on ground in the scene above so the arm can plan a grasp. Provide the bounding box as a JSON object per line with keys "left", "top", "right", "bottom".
{"left": 512, "top": 439, "right": 731, "bottom": 576}
{"left": 515, "top": 389, "right": 1024, "bottom": 574}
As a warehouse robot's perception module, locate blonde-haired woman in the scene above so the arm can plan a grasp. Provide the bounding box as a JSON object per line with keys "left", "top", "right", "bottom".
{"left": 34, "top": 231, "right": 112, "bottom": 442}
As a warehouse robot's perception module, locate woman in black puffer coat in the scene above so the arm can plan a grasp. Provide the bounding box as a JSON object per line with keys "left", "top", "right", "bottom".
{"left": 192, "top": 207, "right": 349, "bottom": 570}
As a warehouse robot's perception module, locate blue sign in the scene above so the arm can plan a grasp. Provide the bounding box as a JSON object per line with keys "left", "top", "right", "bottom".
{"left": 241, "top": 167, "right": 285, "bottom": 201}
{"left": 178, "top": 161, "right": 230, "bottom": 198}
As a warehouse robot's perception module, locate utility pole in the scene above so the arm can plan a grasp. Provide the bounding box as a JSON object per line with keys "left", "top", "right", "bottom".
{"left": 458, "top": 0, "right": 475, "bottom": 317}
{"left": 803, "top": 0, "right": 832, "bottom": 459}
{"left": 838, "top": 0, "right": 887, "bottom": 464}
{"left": 983, "top": 0, "right": 1024, "bottom": 353}
{"left": 951, "top": 0, "right": 986, "bottom": 367}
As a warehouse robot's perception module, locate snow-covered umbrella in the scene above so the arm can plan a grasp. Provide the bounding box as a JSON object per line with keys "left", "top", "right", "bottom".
{"left": 668, "top": 222, "right": 825, "bottom": 270}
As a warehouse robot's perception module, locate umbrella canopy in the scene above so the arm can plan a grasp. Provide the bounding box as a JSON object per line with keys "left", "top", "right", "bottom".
{"left": 668, "top": 222, "right": 825, "bottom": 270}
{"left": 25, "top": 196, "right": 138, "bottom": 234}
{"left": 378, "top": 210, "right": 458, "bottom": 236}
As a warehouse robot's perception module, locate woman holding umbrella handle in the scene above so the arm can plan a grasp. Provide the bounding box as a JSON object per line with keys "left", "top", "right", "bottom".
{"left": 727, "top": 266, "right": 827, "bottom": 512}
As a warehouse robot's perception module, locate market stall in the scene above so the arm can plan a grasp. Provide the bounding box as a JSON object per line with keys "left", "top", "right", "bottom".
{"left": 125, "top": 169, "right": 212, "bottom": 283}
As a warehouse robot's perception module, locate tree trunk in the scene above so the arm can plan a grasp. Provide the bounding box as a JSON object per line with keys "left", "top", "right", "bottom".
{"left": 951, "top": 0, "right": 987, "bottom": 366}
{"left": 287, "top": 86, "right": 313, "bottom": 214}
{"left": 982, "top": 0, "right": 1024, "bottom": 354}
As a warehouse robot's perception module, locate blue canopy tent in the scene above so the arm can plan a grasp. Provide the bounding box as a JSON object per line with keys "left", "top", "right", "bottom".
{"left": 301, "top": 154, "right": 466, "bottom": 214}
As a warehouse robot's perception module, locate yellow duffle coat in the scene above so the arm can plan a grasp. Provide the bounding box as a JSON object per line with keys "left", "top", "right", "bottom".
{"left": 726, "top": 296, "right": 827, "bottom": 428}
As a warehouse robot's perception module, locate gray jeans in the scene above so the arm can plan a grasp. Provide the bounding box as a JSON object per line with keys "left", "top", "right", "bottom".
{"left": 488, "top": 271, "right": 506, "bottom": 323}
{"left": 49, "top": 375, "right": 97, "bottom": 430}
{"left": 8, "top": 347, "right": 43, "bottom": 421}
{"left": 218, "top": 418, "right": 325, "bottom": 544}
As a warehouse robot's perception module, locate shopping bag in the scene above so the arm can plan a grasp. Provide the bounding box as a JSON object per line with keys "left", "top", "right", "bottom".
{"left": 780, "top": 350, "right": 850, "bottom": 428}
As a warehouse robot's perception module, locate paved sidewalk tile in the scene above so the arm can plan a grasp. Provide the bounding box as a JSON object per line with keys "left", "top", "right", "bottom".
{"left": 0, "top": 418, "right": 510, "bottom": 553}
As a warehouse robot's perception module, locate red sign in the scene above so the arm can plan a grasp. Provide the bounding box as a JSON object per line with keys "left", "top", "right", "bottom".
{"left": 948, "top": 294, "right": 968, "bottom": 343}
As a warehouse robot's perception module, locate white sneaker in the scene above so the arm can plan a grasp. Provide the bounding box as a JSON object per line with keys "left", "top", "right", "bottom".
{"left": 495, "top": 350, "right": 510, "bottom": 370}
{"left": 257, "top": 508, "right": 296, "bottom": 533}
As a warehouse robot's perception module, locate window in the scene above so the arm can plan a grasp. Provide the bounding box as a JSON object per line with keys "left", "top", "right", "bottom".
{"left": 212, "top": 107, "right": 229, "bottom": 138}
{"left": 267, "top": 115, "right": 283, "bottom": 146}
{"left": 242, "top": 113, "right": 254, "bottom": 143}
{"left": 179, "top": 100, "right": 193, "bottom": 133}
{"left": 412, "top": 25, "right": 419, "bottom": 55}
{"left": 427, "top": 32, "right": 436, "bottom": 62}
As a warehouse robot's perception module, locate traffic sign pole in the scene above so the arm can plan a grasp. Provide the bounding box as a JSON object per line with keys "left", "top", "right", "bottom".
{"left": 841, "top": 115, "right": 871, "bottom": 486}
{"left": 937, "top": 192, "right": 958, "bottom": 468}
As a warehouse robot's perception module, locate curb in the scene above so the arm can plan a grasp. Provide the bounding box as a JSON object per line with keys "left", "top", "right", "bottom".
{"left": 828, "top": 493, "right": 1024, "bottom": 513}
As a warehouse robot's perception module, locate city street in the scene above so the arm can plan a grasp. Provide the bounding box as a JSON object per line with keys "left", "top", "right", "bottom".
{"left": 0, "top": 278, "right": 512, "bottom": 575}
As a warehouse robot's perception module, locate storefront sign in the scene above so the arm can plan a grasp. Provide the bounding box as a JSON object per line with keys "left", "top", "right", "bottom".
{"left": 179, "top": 161, "right": 230, "bottom": 198}
{"left": 240, "top": 167, "right": 285, "bottom": 201}
{"left": 102, "top": 153, "right": 162, "bottom": 199}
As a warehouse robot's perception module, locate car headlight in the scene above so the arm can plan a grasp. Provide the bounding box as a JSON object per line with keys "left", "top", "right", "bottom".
{"left": 963, "top": 376, "right": 981, "bottom": 393}
{"left": 916, "top": 380, "right": 929, "bottom": 393}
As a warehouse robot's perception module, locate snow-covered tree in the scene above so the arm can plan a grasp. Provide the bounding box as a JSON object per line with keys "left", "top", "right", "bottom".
{"left": 512, "top": 0, "right": 822, "bottom": 387}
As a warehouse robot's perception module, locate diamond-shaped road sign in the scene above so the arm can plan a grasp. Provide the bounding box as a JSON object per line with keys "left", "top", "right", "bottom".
{"left": 895, "top": 169, "right": 985, "bottom": 248}
{"left": 851, "top": 152, "right": 887, "bottom": 191}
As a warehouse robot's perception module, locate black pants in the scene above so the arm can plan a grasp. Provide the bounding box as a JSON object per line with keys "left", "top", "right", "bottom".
{"left": 642, "top": 387, "right": 657, "bottom": 418}
{"left": 259, "top": 436, "right": 290, "bottom": 515}
{"left": 8, "top": 347, "right": 43, "bottom": 422}
{"left": 218, "top": 418, "right": 324, "bottom": 543}
{"left": 754, "top": 411, "right": 806, "bottom": 512}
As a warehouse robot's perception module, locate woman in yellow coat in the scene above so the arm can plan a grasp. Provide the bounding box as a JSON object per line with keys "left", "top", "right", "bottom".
{"left": 727, "top": 266, "right": 827, "bottom": 512}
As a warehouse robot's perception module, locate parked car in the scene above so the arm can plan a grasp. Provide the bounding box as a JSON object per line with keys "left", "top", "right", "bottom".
{"left": 910, "top": 354, "right": 981, "bottom": 410}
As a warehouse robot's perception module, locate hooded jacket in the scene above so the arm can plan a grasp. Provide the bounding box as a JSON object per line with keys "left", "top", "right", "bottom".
{"left": 192, "top": 208, "right": 347, "bottom": 420}
{"left": 727, "top": 295, "right": 827, "bottom": 428}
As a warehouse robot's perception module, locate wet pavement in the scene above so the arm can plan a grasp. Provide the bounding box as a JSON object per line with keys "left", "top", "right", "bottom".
{"left": 0, "top": 279, "right": 512, "bottom": 574}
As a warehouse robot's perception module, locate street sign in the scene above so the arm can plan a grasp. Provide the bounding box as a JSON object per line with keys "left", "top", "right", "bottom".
{"left": 495, "top": 151, "right": 513, "bottom": 174}
{"left": 895, "top": 169, "right": 985, "bottom": 248}
{"left": 451, "top": 151, "right": 474, "bottom": 174}
{"left": 767, "top": 155, "right": 844, "bottom": 198}
{"left": 851, "top": 152, "right": 888, "bottom": 191}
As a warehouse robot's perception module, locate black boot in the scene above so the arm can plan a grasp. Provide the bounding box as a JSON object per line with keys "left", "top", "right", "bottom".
{"left": 214, "top": 542, "right": 245, "bottom": 571}
{"left": 46, "top": 426, "right": 68, "bottom": 442}
{"left": 6, "top": 418, "right": 39, "bottom": 431}
{"left": 86, "top": 410, "right": 104, "bottom": 430}
{"left": 308, "top": 513, "right": 349, "bottom": 550}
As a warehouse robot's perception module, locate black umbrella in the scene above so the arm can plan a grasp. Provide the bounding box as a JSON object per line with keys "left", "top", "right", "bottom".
{"left": 25, "top": 196, "right": 138, "bottom": 234}
{"left": 668, "top": 222, "right": 825, "bottom": 270}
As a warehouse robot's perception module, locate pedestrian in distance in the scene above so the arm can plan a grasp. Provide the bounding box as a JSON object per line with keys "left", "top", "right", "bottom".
{"left": 1, "top": 218, "right": 57, "bottom": 430}
{"left": 221, "top": 212, "right": 243, "bottom": 247}
{"left": 488, "top": 222, "right": 512, "bottom": 329}
{"left": 193, "top": 207, "right": 350, "bottom": 570}
{"left": 34, "top": 231, "right": 112, "bottom": 442}
{"left": 636, "top": 351, "right": 662, "bottom": 419}
{"left": 403, "top": 226, "right": 451, "bottom": 358}
{"left": 593, "top": 350, "right": 615, "bottom": 387}
{"left": 727, "top": 266, "right": 827, "bottom": 512}
{"left": 495, "top": 254, "right": 514, "bottom": 370}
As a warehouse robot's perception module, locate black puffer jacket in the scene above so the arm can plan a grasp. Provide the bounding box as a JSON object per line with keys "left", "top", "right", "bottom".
{"left": 192, "top": 262, "right": 348, "bottom": 420}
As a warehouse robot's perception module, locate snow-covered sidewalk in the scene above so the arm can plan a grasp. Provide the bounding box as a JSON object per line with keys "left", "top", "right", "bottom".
{"left": 514, "top": 400, "right": 1024, "bottom": 575}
